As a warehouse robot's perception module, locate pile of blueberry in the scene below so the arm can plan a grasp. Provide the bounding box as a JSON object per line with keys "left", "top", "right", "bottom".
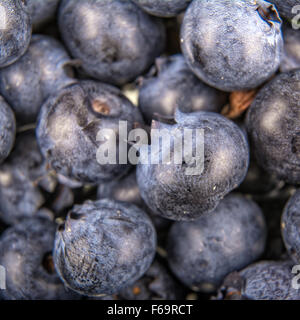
{"left": 0, "top": 0, "right": 300, "bottom": 301}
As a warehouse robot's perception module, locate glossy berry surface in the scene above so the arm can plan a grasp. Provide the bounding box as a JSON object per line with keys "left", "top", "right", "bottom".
{"left": 0, "top": 35, "right": 76, "bottom": 124}
{"left": 246, "top": 69, "right": 300, "bottom": 184}
{"left": 58, "top": 0, "right": 165, "bottom": 86}
{"left": 281, "top": 190, "right": 300, "bottom": 264}
{"left": 220, "top": 261, "right": 300, "bottom": 300}
{"left": 181, "top": 0, "right": 283, "bottom": 91}
{"left": 0, "top": 96, "right": 16, "bottom": 164}
{"left": 0, "top": 217, "right": 77, "bottom": 300}
{"left": 0, "top": 0, "right": 32, "bottom": 68}
{"left": 138, "top": 55, "right": 228, "bottom": 124}
{"left": 132, "top": 0, "right": 191, "bottom": 17}
{"left": 137, "top": 111, "right": 249, "bottom": 221}
{"left": 53, "top": 199, "right": 157, "bottom": 296}
{"left": 36, "top": 80, "right": 143, "bottom": 185}
{"left": 167, "top": 195, "right": 266, "bottom": 292}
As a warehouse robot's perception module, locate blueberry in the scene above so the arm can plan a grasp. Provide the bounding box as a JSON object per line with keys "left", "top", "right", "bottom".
{"left": 36, "top": 80, "right": 143, "bottom": 185}
{"left": 120, "top": 261, "right": 183, "bottom": 300}
{"left": 180, "top": 0, "right": 283, "bottom": 91}
{"left": 0, "top": 217, "right": 78, "bottom": 300}
{"left": 138, "top": 55, "right": 228, "bottom": 124}
{"left": 0, "top": 35, "right": 76, "bottom": 124}
{"left": 0, "top": 96, "right": 16, "bottom": 164}
{"left": 132, "top": 0, "right": 191, "bottom": 18}
{"left": 0, "top": 131, "right": 57, "bottom": 225}
{"left": 27, "top": 0, "right": 60, "bottom": 30}
{"left": 53, "top": 199, "right": 157, "bottom": 296}
{"left": 280, "top": 23, "right": 300, "bottom": 72}
{"left": 219, "top": 261, "right": 300, "bottom": 300}
{"left": 270, "top": 0, "right": 299, "bottom": 20}
{"left": 167, "top": 194, "right": 266, "bottom": 292}
{"left": 58, "top": 0, "right": 165, "bottom": 86}
{"left": 246, "top": 69, "right": 300, "bottom": 184}
{"left": 137, "top": 110, "right": 249, "bottom": 221}
{"left": 281, "top": 190, "right": 300, "bottom": 264}
{"left": 0, "top": 0, "right": 32, "bottom": 68}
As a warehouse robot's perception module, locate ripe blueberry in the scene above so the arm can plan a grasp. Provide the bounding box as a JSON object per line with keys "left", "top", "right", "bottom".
{"left": 138, "top": 55, "right": 228, "bottom": 124}
{"left": 167, "top": 194, "right": 266, "bottom": 292}
{"left": 0, "top": 0, "right": 32, "bottom": 68}
{"left": 0, "top": 35, "right": 76, "bottom": 124}
{"left": 53, "top": 199, "right": 157, "bottom": 296}
{"left": 0, "top": 96, "right": 16, "bottom": 164}
{"left": 246, "top": 69, "right": 300, "bottom": 184}
{"left": 181, "top": 0, "right": 283, "bottom": 91}
{"left": 0, "top": 217, "right": 78, "bottom": 300}
{"left": 58, "top": 0, "right": 165, "bottom": 86}
{"left": 36, "top": 80, "right": 143, "bottom": 185}
{"left": 137, "top": 110, "right": 249, "bottom": 221}
{"left": 219, "top": 261, "right": 300, "bottom": 300}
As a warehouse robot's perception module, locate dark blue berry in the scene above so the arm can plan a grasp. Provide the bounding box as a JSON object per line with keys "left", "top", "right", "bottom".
{"left": 137, "top": 110, "right": 249, "bottom": 221}
{"left": 167, "top": 194, "right": 266, "bottom": 292}
{"left": 246, "top": 69, "right": 300, "bottom": 184}
{"left": 0, "top": 0, "right": 32, "bottom": 68}
{"left": 0, "top": 96, "right": 15, "bottom": 163}
{"left": 220, "top": 261, "right": 300, "bottom": 300}
{"left": 181, "top": 0, "right": 283, "bottom": 91}
{"left": 0, "top": 35, "right": 76, "bottom": 124}
{"left": 53, "top": 199, "right": 156, "bottom": 296}
{"left": 0, "top": 217, "right": 78, "bottom": 300}
{"left": 58, "top": 0, "right": 165, "bottom": 86}
{"left": 0, "top": 131, "right": 57, "bottom": 225}
{"left": 36, "top": 80, "right": 143, "bottom": 185}
{"left": 138, "top": 55, "right": 228, "bottom": 124}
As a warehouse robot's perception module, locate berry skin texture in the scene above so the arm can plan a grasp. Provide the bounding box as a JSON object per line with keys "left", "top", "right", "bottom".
{"left": 138, "top": 55, "right": 228, "bottom": 124}
{"left": 220, "top": 261, "right": 300, "bottom": 300}
{"left": 137, "top": 111, "right": 249, "bottom": 221}
{"left": 281, "top": 190, "right": 300, "bottom": 264}
{"left": 58, "top": 0, "right": 165, "bottom": 86}
{"left": 36, "top": 80, "right": 143, "bottom": 185}
{"left": 0, "top": 96, "right": 16, "bottom": 164}
{"left": 280, "top": 23, "right": 300, "bottom": 72}
{"left": 27, "top": 0, "right": 60, "bottom": 30}
{"left": 180, "top": 0, "right": 283, "bottom": 92}
{"left": 132, "top": 0, "right": 191, "bottom": 18}
{"left": 246, "top": 69, "right": 300, "bottom": 184}
{"left": 167, "top": 195, "right": 266, "bottom": 292}
{"left": 0, "top": 35, "right": 76, "bottom": 125}
{"left": 53, "top": 199, "right": 157, "bottom": 296}
{"left": 0, "top": 0, "right": 32, "bottom": 68}
{"left": 0, "top": 217, "right": 78, "bottom": 300}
